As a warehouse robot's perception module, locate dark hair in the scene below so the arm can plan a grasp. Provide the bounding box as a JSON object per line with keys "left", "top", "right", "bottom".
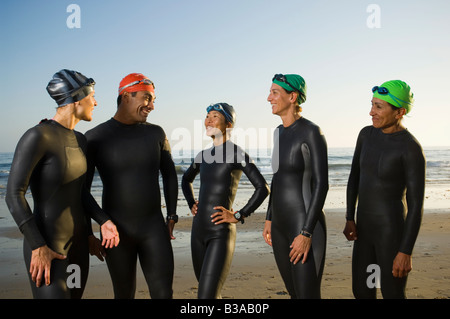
{"left": 117, "top": 91, "right": 137, "bottom": 108}
{"left": 388, "top": 102, "right": 400, "bottom": 112}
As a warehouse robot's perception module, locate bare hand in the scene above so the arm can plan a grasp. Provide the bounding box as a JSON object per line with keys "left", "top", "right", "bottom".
{"left": 167, "top": 219, "right": 176, "bottom": 240}
{"left": 263, "top": 220, "right": 272, "bottom": 246}
{"left": 211, "top": 206, "right": 239, "bottom": 224}
{"left": 88, "top": 234, "right": 106, "bottom": 261}
{"left": 343, "top": 220, "right": 358, "bottom": 241}
{"left": 101, "top": 220, "right": 120, "bottom": 249}
{"left": 29, "top": 245, "right": 66, "bottom": 287}
{"left": 289, "top": 233, "right": 312, "bottom": 265}
{"left": 392, "top": 252, "right": 412, "bottom": 278}
{"left": 191, "top": 201, "right": 199, "bottom": 216}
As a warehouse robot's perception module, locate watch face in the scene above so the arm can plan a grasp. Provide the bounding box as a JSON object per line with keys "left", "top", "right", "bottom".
{"left": 235, "top": 212, "right": 241, "bottom": 219}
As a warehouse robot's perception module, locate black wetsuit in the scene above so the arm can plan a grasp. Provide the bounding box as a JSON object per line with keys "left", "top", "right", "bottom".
{"left": 85, "top": 118, "right": 178, "bottom": 299}
{"left": 266, "top": 117, "right": 328, "bottom": 299}
{"left": 6, "top": 119, "right": 109, "bottom": 299}
{"left": 182, "top": 140, "right": 269, "bottom": 298}
{"left": 346, "top": 126, "right": 425, "bottom": 299}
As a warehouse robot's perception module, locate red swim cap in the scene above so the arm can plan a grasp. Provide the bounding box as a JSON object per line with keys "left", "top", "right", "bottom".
{"left": 118, "top": 73, "right": 155, "bottom": 95}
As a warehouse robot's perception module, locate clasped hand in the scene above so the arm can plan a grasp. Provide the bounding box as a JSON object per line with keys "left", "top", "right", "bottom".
{"left": 263, "top": 221, "right": 311, "bottom": 265}
{"left": 30, "top": 219, "right": 119, "bottom": 287}
{"left": 289, "top": 233, "right": 312, "bottom": 265}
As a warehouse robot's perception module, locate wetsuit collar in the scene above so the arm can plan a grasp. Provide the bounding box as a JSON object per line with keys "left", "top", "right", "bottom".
{"left": 110, "top": 117, "right": 145, "bottom": 127}
{"left": 376, "top": 126, "right": 408, "bottom": 136}
{"left": 283, "top": 116, "right": 304, "bottom": 129}
{"left": 45, "top": 119, "right": 75, "bottom": 132}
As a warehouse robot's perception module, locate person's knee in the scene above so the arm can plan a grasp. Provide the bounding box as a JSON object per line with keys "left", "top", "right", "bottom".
{"left": 149, "top": 279, "right": 173, "bottom": 299}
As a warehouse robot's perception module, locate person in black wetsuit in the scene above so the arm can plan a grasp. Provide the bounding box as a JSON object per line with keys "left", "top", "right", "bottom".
{"left": 85, "top": 73, "right": 178, "bottom": 299}
{"left": 343, "top": 80, "right": 425, "bottom": 299}
{"left": 263, "top": 74, "right": 328, "bottom": 299}
{"left": 5, "top": 69, "right": 119, "bottom": 299}
{"left": 182, "top": 103, "right": 269, "bottom": 299}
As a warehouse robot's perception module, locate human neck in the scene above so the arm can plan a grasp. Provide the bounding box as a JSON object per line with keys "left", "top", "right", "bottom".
{"left": 381, "top": 122, "right": 405, "bottom": 134}
{"left": 52, "top": 108, "right": 79, "bottom": 130}
{"left": 212, "top": 134, "right": 227, "bottom": 146}
{"left": 113, "top": 109, "right": 139, "bottom": 125}
{"left": 113, "top": 113, "right": 132, "bottom": 125}
{"left": 280, "top": 112, "right": 301, "bottom": 127}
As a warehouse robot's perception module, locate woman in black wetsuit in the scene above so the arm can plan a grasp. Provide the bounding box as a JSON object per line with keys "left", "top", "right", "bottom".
{"left": 343, "top": 80, "right": 425, "bottom": 299}
{"left": 263, "top": 74, "right": 328, "bottom": 299}
{"left": 5, "top": 69, "right": 119, "bottom": 299}
{"left": 182, "top": 103, "right": 269, "bottom": 299}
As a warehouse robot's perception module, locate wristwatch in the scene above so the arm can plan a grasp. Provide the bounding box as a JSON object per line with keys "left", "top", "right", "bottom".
{"left": 167, "top": 214, "right": 178, "bottom": 223}
{"left": 300, "top": 230, "right": 312, "bottom": 238}
{"left": 234, "top": 211, "right": 244, "bottom": 224}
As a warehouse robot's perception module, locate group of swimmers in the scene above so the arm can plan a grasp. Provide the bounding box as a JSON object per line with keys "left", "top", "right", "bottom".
{"left": 5, "top": 70, "right": 425, "bottom": 299}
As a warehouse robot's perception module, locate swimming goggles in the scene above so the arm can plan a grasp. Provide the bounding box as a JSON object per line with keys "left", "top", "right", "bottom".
{"left": 272, "top": 74, "right": 300, "bottom": 93}
{"left": 118, "top": 78, "right": 154, "bottom": 94}
{"left": 70, "top": 78, "right": 96, "bottom": 97}
{"left": 372, "top": 86, "right": 411, "bottom": 108}
{"left": 206, "top": 103, "right": 233, "bottom": 124}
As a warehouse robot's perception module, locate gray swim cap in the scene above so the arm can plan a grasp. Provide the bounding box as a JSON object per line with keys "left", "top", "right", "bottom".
{"left": 46, "top": 69, "right": 95, "bottom": 107}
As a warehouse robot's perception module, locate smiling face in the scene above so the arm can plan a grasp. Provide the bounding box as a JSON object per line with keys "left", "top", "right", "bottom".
{"left": 370, "top": 97, "right": 406, "bottom": 133}
{"left": 204, "top": 110, "right": 230, "bottom": 138}
{"left": 118, "top": 90, "right": 155, "bottom": 124}
{"left": 75, "top": 91, "right": 97, "bottom": 121}
{"left": 267, "top": 83, "right": 298, "bottom": 116}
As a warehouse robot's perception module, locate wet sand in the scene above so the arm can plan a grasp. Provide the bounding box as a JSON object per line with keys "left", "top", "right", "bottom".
{"left": 1, "top": 186, "right": 449, "bottom": 299}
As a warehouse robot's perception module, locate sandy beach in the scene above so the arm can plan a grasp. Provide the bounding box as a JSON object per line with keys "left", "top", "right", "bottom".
{"left": 0, "top": 186, "right": 449, "bottom": 299}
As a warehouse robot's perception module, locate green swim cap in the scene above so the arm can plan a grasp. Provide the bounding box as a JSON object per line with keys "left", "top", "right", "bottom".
{"left": 372, "top": 80, "right": 414, "bottom": 114}
{"left": 272, "top": 74, "right": 307, "bottom": 105}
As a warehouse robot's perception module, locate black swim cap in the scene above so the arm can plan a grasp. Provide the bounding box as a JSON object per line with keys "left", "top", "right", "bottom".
{"left": 46, "top": 69, "right": 95, "bottom": 107}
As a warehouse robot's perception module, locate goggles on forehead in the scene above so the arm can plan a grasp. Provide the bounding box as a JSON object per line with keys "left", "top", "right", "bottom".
{"left": 372, "top": 86, "right": 411, "bottom": 108}
{"left": 272, "top": 74, "right": 300, "bottom": 93}
{"left": 70, "top": 78, "right": 95, "bottom": 97}
{"left": 372, "top": 86, "right": 389, "bottom": 95}
{"left": 206, "top": 103, "right": 233, "bottom": 124}
{"left": 118, "top": 78, "right": 154, "bottom": 94}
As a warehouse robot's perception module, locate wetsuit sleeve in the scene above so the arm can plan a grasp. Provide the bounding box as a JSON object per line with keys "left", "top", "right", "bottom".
{"left": 5, "top": 128, "right": 47, "bottom": 250}
{"left": 302, "top": 126, "right": 329, "bottom": 234}
{"left": 181, "top": 155, "right": 201, "bottom": 209}
{"left": 400, "top": 140, "right": 425, "bottom": 255}
{"left": 83, "top": 134, "right": 111, "bottom": 226}
{"left": 346, "top": 128, "right": 365, "bottom": 221}
{"left": 266, "top": 126, "right": 282, "bottom": 222}
{"left": 159, "top": 135, "right": 178, "bottom": 216}
{"left": 237, "top": 152, "right": 270, "bottom": 217}
{"left": 81, "top": 188, "right": 111, "bottom": 226}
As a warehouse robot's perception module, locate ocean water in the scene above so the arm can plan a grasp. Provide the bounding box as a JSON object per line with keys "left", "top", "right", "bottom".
{"left": 0, "top": 146, "right": 449, "bottom": 225}
{"left": 171, "top": 146, "right": 450, "bottom": 189}
{"left": 1, "top": 147, "right": 449, "bottom": 199}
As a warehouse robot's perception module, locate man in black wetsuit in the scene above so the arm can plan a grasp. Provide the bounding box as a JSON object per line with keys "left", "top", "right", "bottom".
{"left": 85, "top": 73, "right": 178, "bottom": 299}
{"left": 6, "top": 69, "right": 119, "bottom": 299}
{"left": 344, "top": 80, "right": 425, "bottom": 298}
{"left": 263, "top": 74, "right": 328, "bottom": 299}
